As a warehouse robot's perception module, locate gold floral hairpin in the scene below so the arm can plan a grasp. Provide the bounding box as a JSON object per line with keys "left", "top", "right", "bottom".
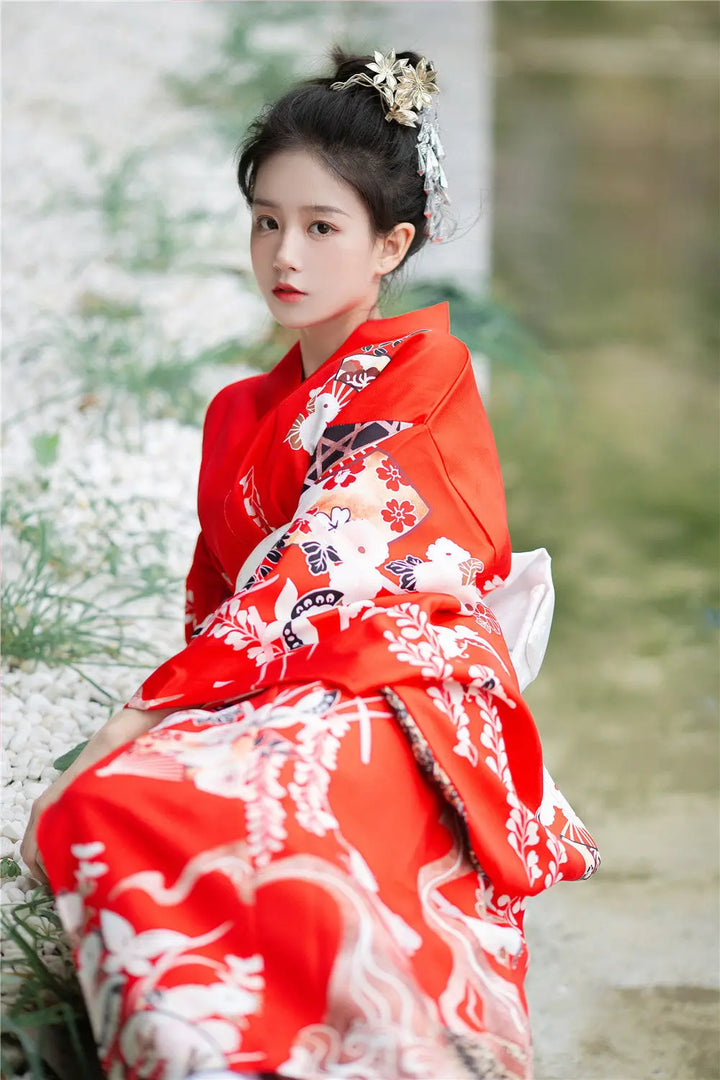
{"left": 330, "top": 50, "right": 450, "bottom": 241}
{"left": 330, "top": 49, "right": 439, "bottom": 128}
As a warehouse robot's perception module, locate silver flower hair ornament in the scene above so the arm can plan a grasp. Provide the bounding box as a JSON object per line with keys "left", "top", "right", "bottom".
{"left": 330, "top": 50, "right": 451, "bottom": 241}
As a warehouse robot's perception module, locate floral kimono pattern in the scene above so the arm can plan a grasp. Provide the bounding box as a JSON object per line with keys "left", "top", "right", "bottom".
{"left": 37, "top": 302, "right": 599, "bottom": 1080}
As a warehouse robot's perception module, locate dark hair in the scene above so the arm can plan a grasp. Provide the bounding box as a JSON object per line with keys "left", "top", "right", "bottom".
{"left": 235, "top": 47, "right": 435, "bottom": 270}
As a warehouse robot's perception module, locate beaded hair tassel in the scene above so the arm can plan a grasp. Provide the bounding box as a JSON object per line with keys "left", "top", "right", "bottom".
{"left": 330, "top": 49, "right": 451, "bottom": 242}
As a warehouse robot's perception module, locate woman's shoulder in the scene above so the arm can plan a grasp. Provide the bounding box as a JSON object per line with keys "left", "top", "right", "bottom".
{"left": 390, "top": 324, "right": 474, "bottom": 417}
{"left": 397, "top": 320, "right": 470, "bottom": 370}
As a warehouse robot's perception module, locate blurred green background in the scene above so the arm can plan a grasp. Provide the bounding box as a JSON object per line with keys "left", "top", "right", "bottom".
{"left": 490, "top": 0, "right": 718, "bottom": 816}
{"left": 488, "top": 5, "right": 719, "bottom": 1075}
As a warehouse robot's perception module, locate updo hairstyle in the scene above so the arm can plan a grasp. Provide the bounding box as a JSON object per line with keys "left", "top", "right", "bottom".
{"left": 236, "top": 46, "right": 434, "bottom": 271}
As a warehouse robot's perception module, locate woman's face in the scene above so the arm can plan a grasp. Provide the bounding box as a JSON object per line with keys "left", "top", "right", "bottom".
{"left": 249, "top": 149, "right": 394, "bottom": 331}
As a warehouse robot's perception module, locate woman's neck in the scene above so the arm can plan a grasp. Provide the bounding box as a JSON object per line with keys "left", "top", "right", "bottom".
{"left": 298, "top": 300, "right": 380, "bottom": 380}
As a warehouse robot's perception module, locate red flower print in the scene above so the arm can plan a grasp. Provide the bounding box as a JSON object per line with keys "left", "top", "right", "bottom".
{"left": 381, "top": 499, "right": 417, "bottom": 533}
{"left": 376, "top": 460, "right": 403, "bottom": 492}
{"left": 290, "top": 517, "right": 313, "bottom": 536}
{"left": 334, "top": 457, "right": 365, "bottom": 488}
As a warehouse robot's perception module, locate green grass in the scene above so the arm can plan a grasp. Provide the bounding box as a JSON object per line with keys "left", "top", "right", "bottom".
{"left": 2, "top": 532, "right": 157, "bottom": 670}
{"left": 1, "top": 484, "right": 180, "bottom": 674}
{"left": 0, "top": 888, "right": 101, "bottom": 1080}
{"left": 13, "top": 313, "right": 269, "bottom": 432}
{"left": 39, "top": 140, "right": 238, "bottom": 275}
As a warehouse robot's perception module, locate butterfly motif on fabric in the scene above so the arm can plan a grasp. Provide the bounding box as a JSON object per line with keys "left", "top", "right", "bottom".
{"left": 298, "top": 506, "right": 350, "bottom": 576}
{"left": 300, "top": 539, "right": 341, "bottom": 577}
{"left": 385, "top": 554, "right": 424, "bottom": 591}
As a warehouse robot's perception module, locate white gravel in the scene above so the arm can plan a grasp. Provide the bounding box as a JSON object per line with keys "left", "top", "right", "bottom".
{"left": 1, "top": 2, "right": 269, "bottom": 1014}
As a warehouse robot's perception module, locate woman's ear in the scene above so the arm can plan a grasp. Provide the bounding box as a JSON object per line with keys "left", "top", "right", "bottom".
{"left": 375, "top": 222, "right": 416, "bottom": 277}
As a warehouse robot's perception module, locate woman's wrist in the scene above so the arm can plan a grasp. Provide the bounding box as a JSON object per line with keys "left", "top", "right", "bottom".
{"left": 36, "top": 708, "right": 177, "bottom": 805}
{"left": 103, "top": 705, "right": 175, "bottom": 738}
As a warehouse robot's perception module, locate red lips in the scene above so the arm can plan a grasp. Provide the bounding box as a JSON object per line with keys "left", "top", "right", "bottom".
{"left": 273, "top": 282, "right": 306, "bottom": 295}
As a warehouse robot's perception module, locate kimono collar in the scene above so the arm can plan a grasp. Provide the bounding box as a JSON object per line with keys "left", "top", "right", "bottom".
{"left": 345, "top": 301, "right": 449, "bottom": 349}
{"left": 267, "top": 302, "right": 451, "bottom": 396}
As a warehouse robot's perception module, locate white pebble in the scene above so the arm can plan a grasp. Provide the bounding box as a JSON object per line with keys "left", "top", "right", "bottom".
{"left": 25, "top": 782, "right": 48, "bottom": 800}
{"left": 1, "top": 884, "right": 25, "bottom": 904}
{"left": 7, "top": 729, "right": 28, "bottom": 752}
{"left": 25, "top": 693, "right": 51, "bottom": 713}
{"left": 13, "top": 750, "right": 32, "bottom": 773}
{"left": 2, "top": 822, "right": 23, "bottom": 843}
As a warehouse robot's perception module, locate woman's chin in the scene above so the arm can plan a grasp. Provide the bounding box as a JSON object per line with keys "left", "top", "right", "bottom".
{"left": 266, "top": 297, "right": 315, "bottom": 328}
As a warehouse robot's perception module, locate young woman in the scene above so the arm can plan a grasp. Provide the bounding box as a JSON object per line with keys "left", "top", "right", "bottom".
{"left": 23, "top": 48, "right": 599, "bottom": 1080}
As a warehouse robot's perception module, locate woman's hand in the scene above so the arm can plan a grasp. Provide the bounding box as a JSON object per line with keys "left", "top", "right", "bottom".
{"left": 20, "top": 706, "right": 176, "bottom": 886}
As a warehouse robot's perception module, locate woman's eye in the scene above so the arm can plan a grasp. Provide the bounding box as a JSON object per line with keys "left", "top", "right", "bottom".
{"left": 254, "top": 215, "right": 277, "bottom": 231}
{"left": 310, "top": 221, "right": 335, "bottom": 236}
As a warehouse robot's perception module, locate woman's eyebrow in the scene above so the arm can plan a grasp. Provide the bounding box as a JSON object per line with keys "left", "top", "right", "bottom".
{"left": 252, "top": 198, "right": 350, "bottom": 217}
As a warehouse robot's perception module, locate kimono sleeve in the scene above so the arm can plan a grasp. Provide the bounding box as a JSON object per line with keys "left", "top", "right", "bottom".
{"left": 184, "top": 530, "right": 233, "bottom": 644}
{"left": 182, "top": 385, "right": 239, "bottom": 643}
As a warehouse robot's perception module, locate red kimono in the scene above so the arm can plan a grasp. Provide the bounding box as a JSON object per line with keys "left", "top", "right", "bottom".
{"left": 37, "top": 302, "right": 599, "bottom": 1080}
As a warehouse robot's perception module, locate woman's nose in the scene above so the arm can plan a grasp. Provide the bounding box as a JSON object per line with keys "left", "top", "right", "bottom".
{"left": 273, "top": 228, "right": 302, "bottom": 273}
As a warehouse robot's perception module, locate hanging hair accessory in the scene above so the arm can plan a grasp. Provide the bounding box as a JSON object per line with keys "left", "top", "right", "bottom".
{"left": 330, "top": 50, "right": 451, "bottom": 242}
